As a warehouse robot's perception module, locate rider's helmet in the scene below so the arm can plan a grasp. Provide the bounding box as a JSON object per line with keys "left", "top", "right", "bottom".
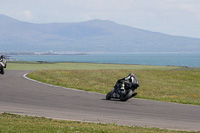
{"left": 0, "top": 55, "right": 4, "bottom": 59}
{"left": 128, "top": 73, "right": 134, "bottom": 77}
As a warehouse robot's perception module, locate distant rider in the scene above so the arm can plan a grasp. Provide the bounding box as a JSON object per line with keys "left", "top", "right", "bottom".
{"left": 112, "top": 73, "right": 139, "bottom": 97}
{"left": 0, "top": 55, "right": 6, "bottom": 74}
{"left": 0, "top": 55, "right": 6, "bottom": 65}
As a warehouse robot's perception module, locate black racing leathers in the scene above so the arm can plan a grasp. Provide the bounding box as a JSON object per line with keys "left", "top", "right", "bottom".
{"left": 117, "top": 75, "right": 139, "bottom": 89}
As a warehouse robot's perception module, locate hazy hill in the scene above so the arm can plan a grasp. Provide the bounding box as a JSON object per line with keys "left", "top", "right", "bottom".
{"left": 0, "top": 14, "right": 200, "bottom": 52}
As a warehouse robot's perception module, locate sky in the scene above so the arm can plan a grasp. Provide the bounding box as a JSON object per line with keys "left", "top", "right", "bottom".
{"left": 1, "top": 0, "right": 200, "bottom": 38}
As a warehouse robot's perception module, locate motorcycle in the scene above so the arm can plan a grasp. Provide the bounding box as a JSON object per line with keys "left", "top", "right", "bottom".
{"left": 106, "top": 81, "right": 139, "bottom": 101}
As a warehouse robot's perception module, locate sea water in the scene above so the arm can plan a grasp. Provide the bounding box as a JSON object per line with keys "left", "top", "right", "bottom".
{"left": 11, "top": 53, "right": 200, "bottom": 67}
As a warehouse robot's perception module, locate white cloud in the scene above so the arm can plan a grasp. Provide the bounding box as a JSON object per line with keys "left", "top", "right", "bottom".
{"left": 19, "top": 10, "right": 34, "bottom": 20}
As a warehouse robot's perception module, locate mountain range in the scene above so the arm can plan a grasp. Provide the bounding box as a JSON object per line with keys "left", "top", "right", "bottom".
{"left": 0, "top": 14, "right": 200, "bottom": 52}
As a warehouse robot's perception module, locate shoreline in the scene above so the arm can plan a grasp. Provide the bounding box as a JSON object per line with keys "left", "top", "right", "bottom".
{"left": 2, "top": 51, "right": 200, "bottom": 55}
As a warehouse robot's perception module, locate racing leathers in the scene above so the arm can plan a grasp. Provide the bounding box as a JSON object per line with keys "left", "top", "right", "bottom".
{"left": 111, "top": 73, "right": 139, "bottom": 98}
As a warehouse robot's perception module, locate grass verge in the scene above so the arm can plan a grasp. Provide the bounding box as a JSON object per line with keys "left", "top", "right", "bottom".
{"left": 0, "top": 113, "right": 198, "bottom": 133}
{"left": 7, "top": 61, "right": 180, "bottom": 70}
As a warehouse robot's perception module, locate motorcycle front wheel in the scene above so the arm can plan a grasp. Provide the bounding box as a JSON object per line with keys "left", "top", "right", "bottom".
{"left": 0, "top": 65, "right": 4, "bottom": 75}
{"left": 106, "top": 92, "right": 112, "bottom": 100}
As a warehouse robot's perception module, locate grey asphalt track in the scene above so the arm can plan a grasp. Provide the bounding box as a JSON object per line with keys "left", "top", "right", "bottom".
{"left": 0, "top": 70, "right": 200, "bottom": 131}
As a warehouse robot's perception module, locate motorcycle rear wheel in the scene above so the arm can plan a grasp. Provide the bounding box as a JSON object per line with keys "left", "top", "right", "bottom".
{"left": 120, "top": 89, "right": 133, "bottom": 101}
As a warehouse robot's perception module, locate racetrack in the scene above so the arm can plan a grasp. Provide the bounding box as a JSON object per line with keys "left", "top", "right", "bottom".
{"left": 0, "top": 70, "right": 200, "bottom": 131}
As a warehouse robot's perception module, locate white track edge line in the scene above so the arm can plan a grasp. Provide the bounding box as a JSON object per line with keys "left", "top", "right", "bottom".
{"left": 23, "top": 73, "right": 104, "bottom": 95}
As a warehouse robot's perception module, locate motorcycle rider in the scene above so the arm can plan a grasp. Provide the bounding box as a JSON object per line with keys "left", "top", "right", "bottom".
{"left": 0, "top": 55, "right": 6, "bottom": 75}
{"left": 111, "top": 73, "right": 139, "bottom": 97}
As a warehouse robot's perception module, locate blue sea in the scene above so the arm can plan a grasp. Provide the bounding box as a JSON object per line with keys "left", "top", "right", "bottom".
{"left": 11, "top": 53, "right": 200, "bottom": 67}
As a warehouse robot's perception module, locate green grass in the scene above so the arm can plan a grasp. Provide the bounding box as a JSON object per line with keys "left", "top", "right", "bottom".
{"left": 7, "top": 61, "right": 180, "bottom": 70}
{"left": 0, "top": 113, "right": 198, "bottom": 133}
